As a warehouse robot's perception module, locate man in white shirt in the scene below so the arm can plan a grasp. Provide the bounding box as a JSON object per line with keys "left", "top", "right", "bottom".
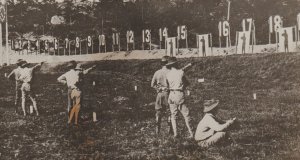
{"left": 7, "top": 59, "right": 26, "bottom": 113}
{"left": 151, "top": 56, "right": 173, "bottom": 135}
{"left": 58, "top": 63, "right": 96, "bottom": 125}
{"left": 57, "top": 61, "right": 95, "bottom": 113}
{"left": 19, "top": 61, "right": 44, "bottom": 116}
{"left": 195, "top": 99, "right": 236, "bottom": 147}
{"left": 166, "top": 57, "right": 193, "bottom": 138}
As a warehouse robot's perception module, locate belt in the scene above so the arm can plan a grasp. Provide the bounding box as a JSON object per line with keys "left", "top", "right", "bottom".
{"left": 169, "top": 89, "right": 184, "bottom": 92}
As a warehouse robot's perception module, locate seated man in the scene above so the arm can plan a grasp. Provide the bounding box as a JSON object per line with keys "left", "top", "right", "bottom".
{"left": 195, "top": 99, "right": 236, "bottom": 147}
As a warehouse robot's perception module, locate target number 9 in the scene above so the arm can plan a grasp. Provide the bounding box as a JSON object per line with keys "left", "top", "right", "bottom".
{"left": 87, "top": 36, "right": 92, "bottom": 47}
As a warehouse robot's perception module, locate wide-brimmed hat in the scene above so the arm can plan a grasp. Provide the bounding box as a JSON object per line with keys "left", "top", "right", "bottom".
{"left": 161, "top": 56, "right": 169, "bottom": 63}
{"left": 74, "top": 63, "right": 83, "bottom": 70}
{"left": 67, "top": 60, "right": 77, "bottom": 68}
{"left": 21, "top": 60, "right": 29, "bottom": 67}
{"left": 16, "top": 59, "right": 25, "bottom": 66}
{"left": 203, "top": 99, "right": 219, "bottom": 113}
{"left": 166, "top": 57, "right": 177, "bottom": 66}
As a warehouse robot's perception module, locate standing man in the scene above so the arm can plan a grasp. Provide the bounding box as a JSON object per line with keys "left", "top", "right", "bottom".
{"left": 241, "top": 33, "right": 246, "bottom": 54}
{"left": 282, "top": 30, "right": 289, "bottom": 53}
{"left": 151, "top": 56, "right": 173, "bottom": 135}
{"left": 6, "top": 59, "right": 26, "bottom": 113}
{"left": 57, "top": 63, "right": 96, "bottom": 125}
{"left": 19, "top": 61, "right": 44, "bottom": 116}
{"left": 166, "top": 57, "right": 193, "bottom": 138}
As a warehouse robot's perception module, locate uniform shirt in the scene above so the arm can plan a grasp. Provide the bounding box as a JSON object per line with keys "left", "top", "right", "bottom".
{"left": 166, "top": 68, "right": 189, "bottom": 91}
{"left": 194, "top": 113, "right": 231, "bottom": 141}
{"left": 151, "top": 66, "right": 169, "bottom": 91}
{"left": 57, "top": 69, "right": 82, "bottom": 89}
{"left": 7, "top": 67, "right": 23, "bottom": 82}
{"left": 57, "top": 67, "right": 93, "bottom": 89}
{"left": 19, "top": 64, "right": 41, "bottom": 84}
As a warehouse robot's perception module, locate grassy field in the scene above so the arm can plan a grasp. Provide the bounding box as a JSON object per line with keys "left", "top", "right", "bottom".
{"left": 0, "top": 53, "right": 300, "bottom": 160}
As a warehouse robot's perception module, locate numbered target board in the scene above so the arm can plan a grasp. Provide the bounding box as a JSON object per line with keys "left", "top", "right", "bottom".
{"left": 76, "top": 37, "right": 80, "bottom": 48}
{"left": 159, "top": 27, "right": 168, "bottom": 42}
{"left": 142, "top": 29, "right": 151, "bottom": 43}
{"left": 87, "top": 36, "right": 92, "bottom": 47}
{"left": 99, "top": 34, "right": 106, "bottom": 53}
{"left": 277, "top": 27, "right": 296, "bottom": 53}
{"left": 65, "top": 38, "right": 69, "bottom": 49}
{"left": 218, "top": 21, "right": 230, "bottom": 47}
{"left": 197, "top": 34, "right": 212, "bottom": 57}
{"left": 269, "top": 15, "right": 283, "bottom": 33}
{"left": 126, "top": 30, "right": 135, "bottom": 51}
{"left": 297, "top": 13, "right": 300, "bottom": 41}
{"left": 54, "top": 39, "right": 59, "bottom": 50}
{"left": 236, "top": 31, "right": 251, "bottom": 54}
{"left": 242, "top": 18, "right": 254, "bottom": 32}
{"left": 99, "top": 35, "right": 105, "bottom": 46}
{"left": 142, "top": 29, "right": 151, "bottom": 50}
{"left": 166, "top": 37, "right": 177, "bottom": 57}
{"left": 177, "top": 25, "right": 188, "bottom": 48}
{"left": 112, "top": 32, "right": 120, "bottom": 52}
{"left": 45, "top": 40, "right": 49, "bottom": 51}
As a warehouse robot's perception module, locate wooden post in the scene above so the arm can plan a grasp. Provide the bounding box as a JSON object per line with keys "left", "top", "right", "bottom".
{"left": 210, "top": 34, "right": 213, "bottom": 56}
{"left": 235, "top": 31, "right": 238, "bottom": 54}
{"left": 0, "top": 23, "right": 2, "bottom": 66}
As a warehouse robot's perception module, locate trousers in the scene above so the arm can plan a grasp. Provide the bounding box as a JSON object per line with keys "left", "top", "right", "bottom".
{"left": 21, "top": 83, "right": 39, "bottom": 116}
{"left": 168, "top": 91, "right": 193, "bottom": 137}
{"left": 197, "top": 132, "right": 226, "bottom": 147}
{"left": 68, "top": 88, "right": 82, "bottom": 125}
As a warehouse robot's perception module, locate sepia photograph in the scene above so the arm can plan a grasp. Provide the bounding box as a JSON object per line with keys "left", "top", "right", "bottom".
{"left": 0, "top": 0, "right": 300, "bottom": 159}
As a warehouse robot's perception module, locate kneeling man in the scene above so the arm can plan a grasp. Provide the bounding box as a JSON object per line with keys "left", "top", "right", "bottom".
{"left": 195, "top": 99, "right": 236, "bottom": 147}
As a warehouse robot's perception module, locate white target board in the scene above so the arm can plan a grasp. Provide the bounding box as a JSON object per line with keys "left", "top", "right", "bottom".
{"left": 54, "top": 39, "right": 58, "bottom": 50}
{"left": 236, "top": 31, "right": 251, "bottom": 54}
{"left": 197, "top": 34, "right": 212, "bottom": 57}
{"left": 269, "top": 15, "right": 283, "bottom": 33}
{"left": 277, "top": 27, "right": 296, "bottom": 52}
{"left": 65, "top": 38, "right": 69, "bottom": 49}
{"left": 112, "top": 33, "right": 120, "bottom": 45}
{"left": 76, "top": 37, "right": 80, "bottom": 48}
{"left": 177, "top": 25, "right": 187, "bottom": 40}
{"left": 166, "top": 37, "right": 177, "bottom": 57}
{"left": 99, "top": 35, "right": 105, "bottom": 46}
{"left": 126, "top": 30, "right": 134, "bottom": 44}
{"left": 142, "top": 29, "right": 151, "bottom": 43}
{"left": 159, "top": 27, "right": 168, "bottom": 42}
{"left": 87, "top": 36, "right": 92, "bottom": 47}
{"left": 27, "top": 40, "right": 31, "bottom": 50}
{"left": 297, "top": 13, "right": 300, "bottom": 31}
{"left": 242, "top": 18, "right": 254, "bottom": 32}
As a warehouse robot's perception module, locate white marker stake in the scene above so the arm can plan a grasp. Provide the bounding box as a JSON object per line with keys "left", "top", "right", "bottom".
{"left": 4, "top": 73, "right": 7, "bottom": 77}
{"left": 198, "top": 78, "right": 205, "bottom": 83}
{"left": 134, "top": 86, "right": 137, "bottom": 91}
{"left": 30, "top": 105, "right": 33, "bottom": 114}
{"left": 93, "top": 81, "right": 96, "bottom": 86}
{"left": 93, "top": 112, "right": 97, "bottom": 122}
{"left": 187, "top": 90, "right": 191, "bottom": 96}
{"left": 253, "top": 93, "right": 257, "bottom": 100}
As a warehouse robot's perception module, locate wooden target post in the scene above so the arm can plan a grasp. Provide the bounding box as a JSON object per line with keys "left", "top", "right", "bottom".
{"left": 142, "top": 29, "right": 151, "bottom": 50}
{"left": 64, "top": 38, "right": 68, "bottom": 55}
{"left": 159, "top": 27, "right": 168, "bottom": 49}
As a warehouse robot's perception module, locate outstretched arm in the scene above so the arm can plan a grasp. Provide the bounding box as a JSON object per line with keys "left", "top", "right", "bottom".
{"left": 6, "top": 70, "right": 15, "bottom": 80}
{"left": 83, "top": 65, "right": 96, "bottom": 74}
{"left": 32, "top": 61, "right": 45, "bottom": 70}
{"left": 57, "top": 74, "right": 67, "bottom": 84}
